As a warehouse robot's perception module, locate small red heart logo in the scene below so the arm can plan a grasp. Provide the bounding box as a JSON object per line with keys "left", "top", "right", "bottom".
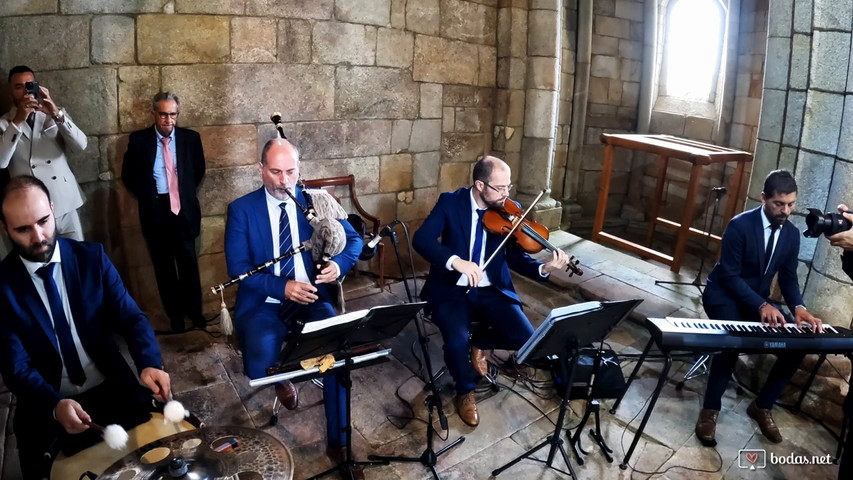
{"left": 746, "top": 452, "right": 758, "bottom": 464}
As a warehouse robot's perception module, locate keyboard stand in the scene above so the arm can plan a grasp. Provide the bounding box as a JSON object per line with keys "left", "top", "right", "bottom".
{"left": 609, "top": 337, "right": 673, "bottom": 470}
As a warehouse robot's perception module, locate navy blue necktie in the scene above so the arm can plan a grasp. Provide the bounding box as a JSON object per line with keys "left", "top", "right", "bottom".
{"left": 764, "top": 224, "right": 779, "bottom": 273}
{"left": 471, "top": 209, "right": 486, "bottom": 267}
{"left": 279, "top": 203, "right": 295, "bottom": 279}
{"left": 36, "top": 263, "right": 86, "bottom": 386}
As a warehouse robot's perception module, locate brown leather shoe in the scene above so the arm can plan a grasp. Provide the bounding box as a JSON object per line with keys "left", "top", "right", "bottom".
{"left": 695, "top": 408, "right": 719, "bottom": 447}
{"left": 456, "top": 392, "right": 479, "bottom": 427}
{"left": 471, "top": 346, "right": 488, "bottom": 377}
{"left": 747, "top": 400, "right": 783, "bottom": 443}
{"left": 274, "top": 381, "right": 298, "bottom": 410}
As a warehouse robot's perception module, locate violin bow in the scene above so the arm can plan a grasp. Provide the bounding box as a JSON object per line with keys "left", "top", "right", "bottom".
{"left": 468, "top": 189, "right": 546, "bottom": 291}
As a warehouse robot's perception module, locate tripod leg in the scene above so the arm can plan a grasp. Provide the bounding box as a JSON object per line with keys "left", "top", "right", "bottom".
{"left": 588, "top": 405, "right": 613, "bottom": 463}
{"left": 568, "top": 403, "right": 593, "bottom": 464}
{"left": 558, "top": 440, "right": 578, "bottom": 479}
{"left": 492, "top": 437, "right": 552, "bottom": 476}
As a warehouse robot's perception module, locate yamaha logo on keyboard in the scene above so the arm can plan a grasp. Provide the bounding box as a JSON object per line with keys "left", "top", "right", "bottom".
{"left": 764, "top": 341, "right": 786, "bottom": 349}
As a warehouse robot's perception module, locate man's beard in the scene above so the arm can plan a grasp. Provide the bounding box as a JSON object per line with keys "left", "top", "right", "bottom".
{"left": 14, "top": 231, "right": 57, "bottom": 263}
{"left": 764, "top": 207, "right": 788, "bottom": 227}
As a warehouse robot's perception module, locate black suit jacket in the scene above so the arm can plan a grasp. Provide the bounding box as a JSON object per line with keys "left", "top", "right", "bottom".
{"left": 121, "top": 126, "right": 206, "bottom": 237}
{"left": 703, "top": 206, "right": 804, "bottom": 317}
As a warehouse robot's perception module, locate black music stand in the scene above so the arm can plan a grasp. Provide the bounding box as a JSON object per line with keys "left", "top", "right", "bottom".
{"left": 271, "top": 303, "right": 425, "bottom": 480}
{"left": 566, "top": 344, "right": 626, "bottom": 464}
{"left": 492, "top": 299, "right": 641, "bottom": 477}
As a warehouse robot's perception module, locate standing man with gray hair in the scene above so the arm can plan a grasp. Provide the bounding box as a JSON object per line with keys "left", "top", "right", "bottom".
{"left": 0, "top": 65, "right": 88, "bottom": 241}
{"left": 122, "top": 92, "right": 206, "bottom": 332}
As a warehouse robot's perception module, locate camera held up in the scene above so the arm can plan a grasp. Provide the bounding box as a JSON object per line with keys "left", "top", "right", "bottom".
{"left": 24, "top": 81, "right": 40, "bottom": 103}
{"left": 803, "top": 208, "right": 853, "bottom": 238}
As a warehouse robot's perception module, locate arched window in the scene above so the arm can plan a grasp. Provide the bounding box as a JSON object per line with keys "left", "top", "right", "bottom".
{"left": 661, "top": 0, "right": 726, "bottom": 102}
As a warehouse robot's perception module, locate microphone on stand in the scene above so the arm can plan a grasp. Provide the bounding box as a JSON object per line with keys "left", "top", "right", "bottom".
{"left": 367, "top": 220, "right": 400, "bottom": 249}
{"left": 359, "top": 234, "right": 379, "bottom": 261}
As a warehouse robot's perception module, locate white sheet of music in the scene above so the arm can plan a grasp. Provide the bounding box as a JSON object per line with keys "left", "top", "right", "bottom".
{"left": 302, "top": 309, "right": 370, "bottom": 334}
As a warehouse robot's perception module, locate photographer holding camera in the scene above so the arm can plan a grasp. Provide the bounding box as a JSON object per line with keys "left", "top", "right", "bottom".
{"left": 0, "top": 65, "right": 88, "bottom": 241}
{"left": 823, "top": 204, "right": 853, "bottom": 480}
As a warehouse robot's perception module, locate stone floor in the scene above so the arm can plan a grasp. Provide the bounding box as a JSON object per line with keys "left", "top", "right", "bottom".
{"left": 1, "top": 232, "right": 846, "bottom": 479}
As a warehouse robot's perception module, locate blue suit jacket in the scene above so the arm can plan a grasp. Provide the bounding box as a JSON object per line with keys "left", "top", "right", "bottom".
{"left": 703, "top": 206, "right": 804, "bottom": 317}
{"left": 0, "top": 239, "right": 163, "bottom": 420}
{"left": 224, "top": 186, "right": 362, "bottom": 325}
{"left": 413, "top": 187, "right": 545, "bottom": 306}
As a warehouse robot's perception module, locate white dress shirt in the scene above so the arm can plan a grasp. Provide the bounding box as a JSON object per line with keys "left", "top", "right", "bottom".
{"left": 445, "top": 188, "right": 548, "bottom": 287}
{"left": 22, "top": 247, "right": 105, "bottom": 395}
{"left": 264, "top": 189, "right": 310, "bottom": 304}
{"left": 760, "top": 208, "right": 781, "bottom": 272}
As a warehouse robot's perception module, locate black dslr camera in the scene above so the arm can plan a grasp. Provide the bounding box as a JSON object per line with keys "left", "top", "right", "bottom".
{"left": 803, "top": 208, "right": 853, "bottom": 237}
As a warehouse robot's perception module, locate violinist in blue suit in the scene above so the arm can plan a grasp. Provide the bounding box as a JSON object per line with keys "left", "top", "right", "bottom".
{"left": 224, "top": 138, "right": 361, "bottom": 463}
{"left": 695, "top": 170, "right": 822, "bottom": 447}
{"left": 0, "top": 176, "right": 171, "bottom": 480}
{"left": 413, "top": 155, "right": 569, "bottom": 427}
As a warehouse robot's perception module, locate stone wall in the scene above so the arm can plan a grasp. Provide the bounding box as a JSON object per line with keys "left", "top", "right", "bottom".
{"left": 569, "top": 0, "right": 644, "bottom": 218}
{"left": 748, "top": 0, "right": 853, "bottom": 423}
{"left": 0, "top": 0, "right": 502, "bottom": 323}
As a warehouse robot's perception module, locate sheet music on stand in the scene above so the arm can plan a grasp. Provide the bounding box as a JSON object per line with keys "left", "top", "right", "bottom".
{"left": 278, "top": 302, "right": 427, "bottom": 369}
{"left": 517, "top": 300, "right": 641, "bottom": 365}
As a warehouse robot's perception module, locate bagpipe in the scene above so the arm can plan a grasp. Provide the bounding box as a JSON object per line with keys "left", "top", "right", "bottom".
{"left": 211, "top": 113, "right": 353, "bottom": 334}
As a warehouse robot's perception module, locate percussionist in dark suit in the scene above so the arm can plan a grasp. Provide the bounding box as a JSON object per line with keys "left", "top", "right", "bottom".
{"left": 0, "top": 175, "right": 171, "bottom": 480}
{"left": 695, "top": 169, "right": 822, "bottom": 447}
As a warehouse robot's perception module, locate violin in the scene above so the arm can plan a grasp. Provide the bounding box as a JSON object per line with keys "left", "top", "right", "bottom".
{"left": 483, "top": 198, "right": 583, "bottom": 277}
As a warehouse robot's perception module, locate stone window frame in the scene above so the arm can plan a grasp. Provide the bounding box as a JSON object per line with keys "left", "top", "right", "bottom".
{"left": 654, "top": 0, "right": 729, "bottom": 117}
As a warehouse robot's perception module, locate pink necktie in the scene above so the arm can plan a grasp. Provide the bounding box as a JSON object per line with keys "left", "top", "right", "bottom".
{"left": 161, "top": 136, "right": 181, "bottom": 215}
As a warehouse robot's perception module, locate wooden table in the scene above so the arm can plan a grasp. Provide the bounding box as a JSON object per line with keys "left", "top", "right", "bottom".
{"left": 591, "top": 134, "right": 753, "bottom": 273}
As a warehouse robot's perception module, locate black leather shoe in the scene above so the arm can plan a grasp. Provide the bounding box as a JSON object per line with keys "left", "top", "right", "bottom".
{"left": 747, "top": 400, "right": 783, "bottom": 443}
{"left": 274, "top": 381, "right": 298, "bottom": 410}
{"left": 695, "top": 408, "right": 719, "bottom": 447}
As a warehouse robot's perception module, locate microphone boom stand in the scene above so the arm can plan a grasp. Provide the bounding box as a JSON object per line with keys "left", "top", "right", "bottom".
{"left": 368, "top": 227, "right": 464, "bottom": 479}
{"left": 655, "top": 186, "right": 726, "bottom": 292}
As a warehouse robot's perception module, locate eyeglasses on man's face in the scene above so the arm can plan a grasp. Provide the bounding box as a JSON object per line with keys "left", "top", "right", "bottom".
{"left": 155, "top": 111, "right": 179, "bottom": 119}
{"left": 484, "top": 181, "right": 513, "bottom": 194}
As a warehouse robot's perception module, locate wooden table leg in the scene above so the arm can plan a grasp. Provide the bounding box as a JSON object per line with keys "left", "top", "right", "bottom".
{"left": 671, "top": 164, "right": 703, "bottom": 273}
{"left": 645, "top": 155, "right": 669, "bottom": 247}
{"left": 722, "top": 161, "right": 746, "bottom": 231}
{"left": 592, "top": 144, "right": 615, "bottom": 242}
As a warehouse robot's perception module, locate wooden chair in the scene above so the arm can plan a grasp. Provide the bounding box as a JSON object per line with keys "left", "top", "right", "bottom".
{"left": 303, "top": 175, "right": 385, "bottom": 290}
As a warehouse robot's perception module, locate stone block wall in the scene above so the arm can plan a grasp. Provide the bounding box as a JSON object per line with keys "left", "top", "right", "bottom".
{"left": 746, "top": 0, "right": 853, "bottom": 420}
{"left": 0, "top": 0, "right": 502, "bottom": 323}
{"left": 572, "top": 0, "right": 644, "bottom": 217}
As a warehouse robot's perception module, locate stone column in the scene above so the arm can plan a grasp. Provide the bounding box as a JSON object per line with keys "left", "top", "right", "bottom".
{"left": 561, "top": 0, "right": 591, "bottom": 229}
{"left": 518, "top": 2, "right": 563, "bottom": 230}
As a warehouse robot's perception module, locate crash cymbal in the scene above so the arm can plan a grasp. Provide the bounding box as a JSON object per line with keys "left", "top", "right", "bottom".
{"left": 98, "top": 426, "right": 293, "bottom": 480}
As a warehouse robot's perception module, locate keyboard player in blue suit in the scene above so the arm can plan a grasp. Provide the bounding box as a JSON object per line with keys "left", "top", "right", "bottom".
{"left": 413, "top": 155, "right": 569, "bottom": 427}
{"left": 696, "top": 169, "right": 823, "bottom": 447}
